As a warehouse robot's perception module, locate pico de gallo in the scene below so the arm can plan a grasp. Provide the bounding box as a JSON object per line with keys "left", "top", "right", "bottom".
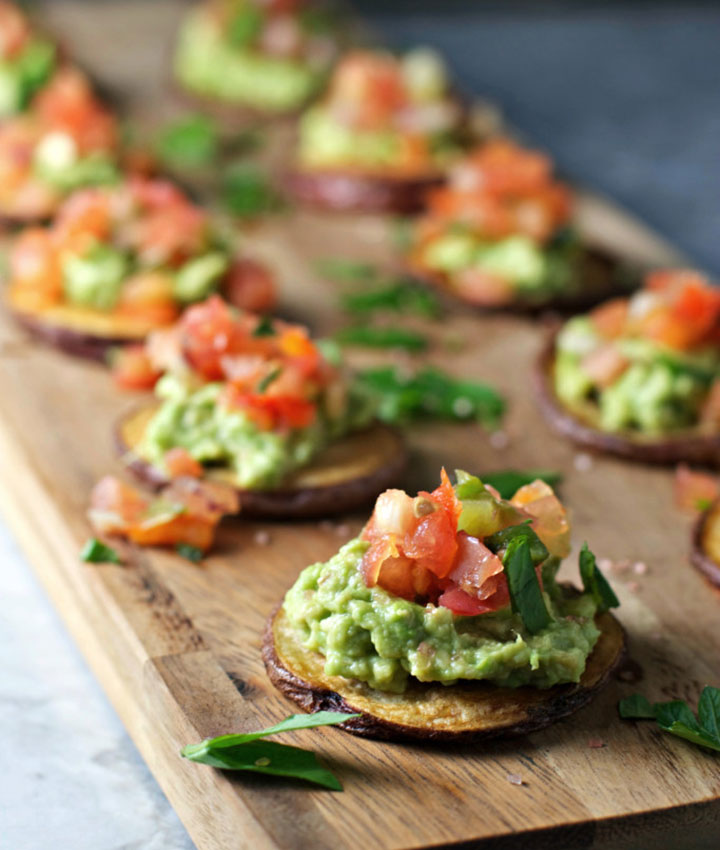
{"left": 0, "top": 1, "right": 56, "bottom": 118}
{"left": 408, "top": 138, "right": 578, "bottom": 306}
{"left": 123, "top": 295, "right": 376, "bottom": 489}
{"left": 282, "top": 470, "right": 618, "bottom": 693}
{"left": 174, "top": 0, "right": 340, "bottom": 114}
{"left": 88, "top": 474, "right": 240, "bottom": 554}
{"left": 554, "top": 269, "right": 720, "bottom": 435}
{"left": 295, "top": 48, "right": 463, "bottom": 177}
{"left": 0, "top": 67, "right": 120, "bottom": 220}
{"left": 7, "top": 176, "right": 276, "bottom": 340}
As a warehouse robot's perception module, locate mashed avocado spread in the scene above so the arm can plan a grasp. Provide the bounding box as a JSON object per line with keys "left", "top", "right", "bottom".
{"left": 139, "top": 373, "right": 375, "bottom": 489}
{"left": 283, "top": 538, "right": 601, "bottom": 693}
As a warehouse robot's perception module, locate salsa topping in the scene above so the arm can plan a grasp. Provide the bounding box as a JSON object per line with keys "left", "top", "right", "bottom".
{"left": 410, "top": 138, "right": 576, "bottom": 305}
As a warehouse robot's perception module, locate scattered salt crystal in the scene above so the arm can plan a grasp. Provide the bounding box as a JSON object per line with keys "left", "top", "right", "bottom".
{"left": 334, "top": 524, "right": 350, "bottom": 538}
{"left": 633, "top": 561, "right": 648, "bottom": 575}
{"left": 506, "top": 773, "right": 524, "bottom": 786}
{"left": 588, "top": 738, "right": 606, "bottom": 749}
{"left": 598, "top": 558, "right": 613, "bottom": 573}
{"left": 611, "top": 559, "right": 631, "bottom": 574}
{"left": 489, "top": 430, "right": 509, "bottom": 450}
{"left": 573, "top": 452, "right": 593, "bottom": 472}
{"left": 254, "top": 530, "right": 271, "bottom": 546}
{"left": 627, "top": 581, "right": 641, "bottom": 593}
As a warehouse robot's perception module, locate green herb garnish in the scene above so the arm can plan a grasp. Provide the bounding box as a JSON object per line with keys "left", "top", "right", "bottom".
{"left": 480, "top": 470, "right": 563, "bottom": 500}
{"left": 502, "top": 537, "right": 551, "bottom": 634}
{"left": 175, "top": 543, "right": 204, "bottom": 563}
{"left": 341, "top": 281, "right": 440, "bottom": 318}
{"left": 221, "top": 164, "right": 283, "bottom": 219}
{"left": 80, "top": 538, "right": 121, "bottom": 564}
{"left": 252, "top": 315, "right": 275, "bottom": 337}
{"left": 315, "top": 258, "right": 376, "bottom": 283}
{"left": 156, "top": 115, "right": 218, "bottom": 168}
{"left": 182, "top": 711, "right": 359, "bottom": 790}
{"left": 228, "top": 6, "right": 264, "bottom": 47}
{"left": 258, "top": 366, "right": 283, "bottom": 393}
{"left": 619, "top": 687, "right": 720, "bottom": 753}
{"left": 335, "top": 326, "right": 429, "bottom": 353}
{"left": 355, "top": 366, "right": 505, "bottom": 428}
{"left": 579, "top": 543, "right": 620, "bottom": 613}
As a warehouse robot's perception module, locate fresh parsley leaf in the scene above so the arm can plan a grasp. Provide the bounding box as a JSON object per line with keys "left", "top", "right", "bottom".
{"left": 252, "top": 315, "right": 275, "bottom": 337}
{"left": 181, "top": 712, "right": 358, "bottom": 790}
{"left": 502, "top": 537, "right": 551, "bottom": 634}
{"left": 221, "top": 165, "right": 282, "bottom": 219}
{"left": 156, "top": 115, "right": 218, "bottom": 168}
{"left": 258, "top": 366, "right": 283, "bottom": 393}
{"left": 579, "top": 543, "right": 620, "bottom": 613}
{"left": 485, "top": 522, "right": 549, "bottom": 565}
{"left": 228, "top": 6, "right": 264, "bottom": 46}
{"left": 341, "top": 282, "right": 440, "bottom": 319}
{"left": 618, "top": 687, "right": 720, "bottom": 753}
{"left": 315, "top": 258, "right": 377, "bottom": 283}
{"left": 618, "top": 694, "right": 655, "bottom": 719}
{"left": 175, "top": 543, "right": 204, "bottom": 563}
{"left": 480, "top": 469, "right": 563, "bottom": 500}
{"left": 335, "top": 326, "right": 429, "bottom": 353}
{"left": 80, "top": 538, "right": 121, "bottom": 564}
{"left": 355, "top": 366, "right": 505, "bottom": 428}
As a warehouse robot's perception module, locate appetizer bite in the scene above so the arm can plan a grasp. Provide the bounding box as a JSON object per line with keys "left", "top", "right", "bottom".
{"left": 6, "top": 176, "right": 276, "bottom": 360}
{"left": 536, "top": 269, "right": 720, "bottom": 465}
{"left": 173, "top": 0, "right": 340, "bottom": 117}
{"left": 115, "top": 296, "right": 406, "bottom": 517}
{"left": 0, "top": 1, "right": 56, "bottom": 119}
{"left": 0, "top": 67, "right": 119, "bottom": 222}
{"left": 407, "top": 138, "right": 622, "bottom": 310}
{"left": 691, "top": 499, "right": 720, "bottom": 590}
{"left": 264, "top": 471, "right": 625, "bottom": 740}
{"left": 286, "top": 48, "right": 464, "bottom": 213}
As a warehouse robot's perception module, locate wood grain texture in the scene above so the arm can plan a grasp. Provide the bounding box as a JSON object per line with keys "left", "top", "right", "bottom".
{"left": 0, "top": 3, "right": 717, "bottom": 849}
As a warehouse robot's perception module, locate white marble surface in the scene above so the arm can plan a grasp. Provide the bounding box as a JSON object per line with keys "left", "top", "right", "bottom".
{"left": 0, "top": 521, "right": 195, "bottom": 850}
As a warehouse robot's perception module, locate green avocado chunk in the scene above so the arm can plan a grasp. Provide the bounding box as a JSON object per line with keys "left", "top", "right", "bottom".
{"left": 283, "top": 537, "right": 601, "bottom": 693}
{"left": 0, "top": 38, "right": 55, "bottom": 117}
{"left": 174, "top": 252, "right": 229, "bottom": 303}
{"left": 62, "top": 242, "right": 129, "bottom": 311}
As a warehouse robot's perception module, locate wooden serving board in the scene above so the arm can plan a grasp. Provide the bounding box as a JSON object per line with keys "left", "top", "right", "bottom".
{"left": 2, "top": 3, "right": 719, "bottom": 848}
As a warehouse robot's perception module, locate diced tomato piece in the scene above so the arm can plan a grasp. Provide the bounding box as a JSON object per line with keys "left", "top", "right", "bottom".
{"left": 164, "top": 448, "right": 204, "bottom": 479}
{"left": 446, "top": 532, "right": 504, "bottom": 599}
{"left": 181, "top": 295, "right": 246, "bottom": 380}
{"left": 111, "top": 344, "right": 162, "bottom": 391}
{"left": 591, "top": 298, "right": 629, "bottom": 338}
{"left": 127, "top": 511, "right": 215, "bottom": 551}
{"left": 511, "top": 480, "right": 570, "bottom": 558}
{"left": 462, "top": 139, "right": 552, "bottom": 197}
{"left": 425, "top": 468, "right": 462, "bottom": 526}
{"left": 115, "top": 271, "right": 179, "bottom": 326}
{"left": 454, "top": 268, "right": 515, "bottom": 306}
{"left": 403, "top": 508, "right": 458, "bottom": 579}
{"left": 673, "top": 464, "right": 718, "bottom": 514}
{"left": 221, "top": 258, "right": 277, "bottom": 314}
{"left": 9, "top": 227, "right": 62, "bottom": 305}
{"left": 55, "top": 188, "right": 112, "bottom": 246}
{"left": 163, "top": 477, "right": 240, "bottom": 520}
{"left": 331, "top": 52, "right": 407, "bottom": 128}
{"left": 88, "top": 475, "right": 149, "bottom": 533}
{"left": 367, "top": 489, "right": 417, "bottom": 538}
{"left": 0, "top": 2, "right": 30, "bottom": 58}
{"left": 438, "top": 585, "right": 502, "bottom": 616}
{"left": 222, "top": 389, "right": 317, "bottom": 430}
{"left": 580, "top": 343, "right": 629, "bottom": 388}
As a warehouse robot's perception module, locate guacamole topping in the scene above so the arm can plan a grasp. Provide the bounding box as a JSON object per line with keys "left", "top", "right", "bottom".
{"left": 174, "top": 3, "right": 335, "bottom": 112}
{"left": 554, "top": 270, "right": 720, "bottom": 434}
{"left": 411, "top": 139, "right": 576, "bottom": 305}
{"left": 297, "top": 48, "right": 461, "bottom": 174}
{"left": 133, "top": 297, "right": 377, "bottom": 489}
{"left": 282, "top": 472, "right": 615, "bottom": 693}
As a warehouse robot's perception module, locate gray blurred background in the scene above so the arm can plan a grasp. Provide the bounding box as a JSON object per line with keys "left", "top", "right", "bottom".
{"left": 357, "top": 0, "right": 720, "bottom": 274}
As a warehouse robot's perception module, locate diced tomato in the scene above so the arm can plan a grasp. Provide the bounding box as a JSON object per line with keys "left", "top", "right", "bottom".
{"left": 331, "top": 51, "right": 408, "bottom": 128}
{"left": 54, "top": 188, "right": 112, "bottom": 247}
{"left": 591, "top": 298, "right": 629, "bottom": 338}
{"left": 115, "top": 271, "right": 179, "bottom": 326}
{"left": 461, "top": 139, "right": 552, "bottom": 197}
{"left": 9, "top": 227, "right": 62, "bottom": 306}
{"left": 580, "top": 343, "right": 629, "bottom": 388}
{"left": 425, "top": 468, "right": 462, "bottom": 525}
{"left": 673, "top": 464, "right": 718, "bottom": 514}
{"left": 111, "top": 344, "right": 162, "bottom": 391}
{"left": 180, "top": 295, "right": 246, "bottom": 380}
{"left": 437, "top": 584, "right": 505, "bottom": 616}
{"left": 446, "top": 532, "right": 504, "bottom": 598}
{"left": 367, "top": 489, "right": 417, "bottom": 539}
{"left": 127, "top": 509, "right": 215, "bottom": 550}
{"left": 88, "top": 475, "right": 149, "bottom": 533}
{"left": 0, "top": 2, "right": 30, "bottom": 58}
{"left": 163, "top": 477, "right": 240, "bottom": 520}
{"left": 403, "top": 508, "right": 458, "bottom": 579}
{"left": 511, "top": 480, "right": 570, "bottom": 558}
{"left": 222, "top": 389, "right": 317, "bottom": 431}
{"left": 453, "top": 267, "right": 515, "bottom": 306}
{"left": 164, "top": 448, "right": 204, "bottom": 479}
{"left": 221, "top": 258, "right": 277, "bottom": 314}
